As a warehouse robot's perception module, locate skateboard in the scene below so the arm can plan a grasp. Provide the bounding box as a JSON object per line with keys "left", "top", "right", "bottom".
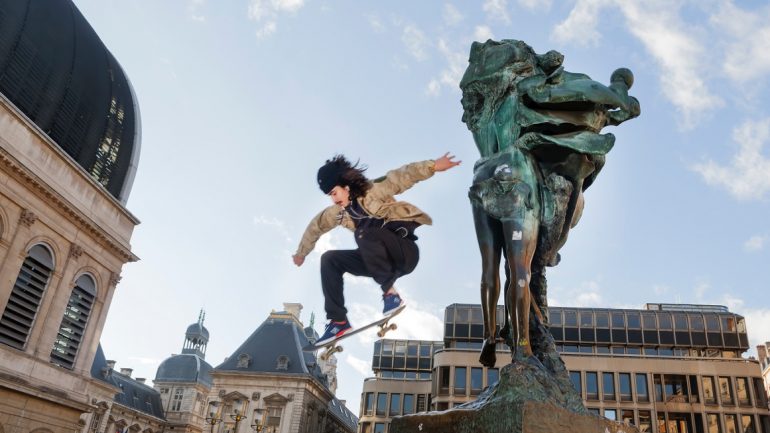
{"left": 304, "top": 305, "right": 405, "bottom": 361}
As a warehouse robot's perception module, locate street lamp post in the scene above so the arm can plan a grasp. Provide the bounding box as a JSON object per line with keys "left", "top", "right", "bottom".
{"left": 230, "top": 400, "right": 248, "bottom": 433}
{"left": 205, "top": 402, "right": 222, "bottom": 433}
{"left": 250, "top": 410, "right": 274, "bottom": 433}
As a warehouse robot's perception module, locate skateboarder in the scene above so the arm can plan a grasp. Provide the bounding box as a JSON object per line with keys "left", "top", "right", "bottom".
{"left": 293, "top": 153, "right": 461, "bottom": 345}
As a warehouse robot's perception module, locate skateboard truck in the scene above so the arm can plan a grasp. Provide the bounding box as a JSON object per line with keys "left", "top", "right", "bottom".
{"left": 318, "top": 316, "right": 400, "bottom": 361}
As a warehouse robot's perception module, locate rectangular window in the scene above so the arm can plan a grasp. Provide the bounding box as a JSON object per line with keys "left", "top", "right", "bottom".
{"left": 596, "top": 312, "right": 609, "bottom": 328}
{"left": 171, "top": 388, "right": 184, "bottom": 411}
{"left": 611, "top": 312, "right": 625, "bottom": 328}
{"left": 416, "top": 394, "right": 426, "bottom": 412}
{"left": 549, "top": 309, "right": 563, "bottom": 325}
{"left": 266, "top": 407, "right": 282, "bottom": 427}
{"left": 374, "top": 423, "right": 385, "bottom": 433}
{"left": 689, "top": 375, "right": 700, "bottom": 403}
{"left": 603, "top": 372, "right": 616, "bottom": 401}
{"left": 618, "top": 373, "right": 632, "bottom": 402}
{"left": 580, "top": 311, "right": 594, "bottom": 327}
{"left": 570, "top": 371, "right": 582, "bottom": 396}
{"left": 365, "top": 392, "right": 374, "bottom": 415}
{"left": 454, "top": 367, "right": 467, "bottom": 395}
{"left": 586, "top": 372, "right": 599, "bottom": 400}
{"left": 707, "top": 414, "right": 722, "bottom": 433}
{"left": 703, "top": 376, "right": 717, "bottom": 404}
{"left": 389, "top": 394, "right": 401, "bottom": 416}
{"left": 735, "top": 377, "right": 751, "bottom": 406}
{"left": 664, "top": 374, "right": 688, "bottom": 403}
{"left": 719, "top": 377, "right": 734, "bottom": 405}
{"left": 487, "top": 368, "right": 499, "bottom": 387}
{"left": 658, "top": 313, "right": 672, "bottom": 329}
{"left": 564, "top": 311, "right": 578, "bottom": 326}
{"left": 627, "top": 312, "right": 641, "bottom": 328}
{"left": 361, "top": 423, "right": 372, "bottom": 433}
{"left": 754, "top": 378, "right": 768, "bottom": 408}
{"left": 654, "top": 374, "right": 664, "bottom": 402}
{"left": 725, "top": 415, "right": 738, "bottom": 433}
{"left": 636, "top": 373, "right": 649, "bottom": 402}
{"left": 639, "top": 410, "right": 652, "bottom": 433}
{"left": 604, "top": 409, "right": 617, "bottom": 421}
{"left": 471, "top": 368, "right": 483, "bottom": 394}
{"left": 439, "top": 366, "right": 450, "bottom": 392}
{"left": 694, "top": 413, "right": 704, "bottom": 433}
{"left": 741, "top": 415, "right": 754, "bottom": 433}
{"left": 376, "top": 393, "right": 387, "bottom": 416}
{"left": 622, "top": 409, "right": 634, "bottom": 426}
{"left": 402, "top": 394, "right": 414, "bottom": 415}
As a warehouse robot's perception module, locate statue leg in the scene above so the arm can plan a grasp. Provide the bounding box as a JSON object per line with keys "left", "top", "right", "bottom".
{"left": 502, "top": 216, "right": 538, "bottom": 361}
{"left": 471, "top": 203, "right": 503, "bottom": 368}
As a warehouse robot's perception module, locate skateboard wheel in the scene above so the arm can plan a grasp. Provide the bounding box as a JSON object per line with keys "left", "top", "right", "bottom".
{"left": 337, "top": 346, "right": 344, "bottom": 354}
{"left": 377, "top": 330, "right": 385, "bottom": 338}
{"left": 390, "top": 323, "right": 398, "bottom": 331}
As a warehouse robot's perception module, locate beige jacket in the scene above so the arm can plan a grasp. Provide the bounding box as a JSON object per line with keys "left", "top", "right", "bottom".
{"left": 295, "top": 160, "right": 436, "bottom": 258}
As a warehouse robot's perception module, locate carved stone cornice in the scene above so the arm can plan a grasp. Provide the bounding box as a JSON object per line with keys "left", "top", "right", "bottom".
{"left": 18, "top": 209, "right": 37, "bottom": 227}
{"left": 0, "top": 148, "right": 138, "bottom": 263}
{"left": 109, "top": 273, "right": 122, "bottom": 287}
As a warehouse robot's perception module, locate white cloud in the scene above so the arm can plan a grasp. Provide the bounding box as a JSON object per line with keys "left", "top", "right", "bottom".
{"left": 518, "top": 0, "right": 551, "bottom": 12}
{"left": 693, "top": 281, "right": 710, "bottom": 301}
{"left": 710, "top": 2, "right": 770, "bottom": 84}
{"left": 347, "top": 296, "right": 443, "bottom": 344}
{"left": 187, "top": 0, "right": 206, "bottom": 22}
{"left": 345, "top": 354, "right": 372, "bottom": 376}
{"left": 367, "top": 13, "right": 386, "bottom": 33}
{"left": 474, "top": 25, "right": 494, "bottom": 42}
{"left": 253, "top": 215, "right": 292, "bottom": 242}
{"left": 744, "top": 235, "right": 767, "bottom": 252}
{"left": 552, "top": 0, "right": 723, "bottom": 128}
{"left": 551, "top": 0, "right": 608, "bottom": 46}
{"left": 692, "top": 118, "right": 770, "bottom": 200}
{"left": 550, "top": 280, "right": 604, "bottom": 308}
{"left": 483, "top": 0, "right": 511, "bottom": 23}
{"left": 653, "top": 284, "right": 669, "bottom": 296}
{"left": 402, "top": 25, "right": 430, "bottom": 61}
{"left": 312, "top": 231, "right": 340, "bottom": 256}
{"left": 443, "top": 4, "right": 464, "bottom": 26}
{"left": 426, "top": 39, "right": 467, "bottom": 97}
{"left": 247, "top": 0, "right": 306, "bottom": 39}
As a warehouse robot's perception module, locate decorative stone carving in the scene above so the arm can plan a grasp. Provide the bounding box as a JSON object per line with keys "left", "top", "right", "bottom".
{"left": 18, "top": 209, "right": 37, "bottom": 227}
{"left": 109, "top": 273, "right": 122, "bottom": 287}
{"left": 276, "top": 355, "right": 290, "bottom": 370}
{"left": 69, "top": 244, "right": 84, "bottom": 259}
{"left": 251, "top": 392, "right": 261, "bottom": 400}
{"left": 218, "top": 389, "right": 226, "bottom": 398}
{"left": 237, "top": 354, "right": 251, "bottom": 368}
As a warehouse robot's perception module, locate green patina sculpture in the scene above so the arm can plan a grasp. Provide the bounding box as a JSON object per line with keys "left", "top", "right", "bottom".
{"left": 460, "top": 39, "right": 640, "bottom": 367}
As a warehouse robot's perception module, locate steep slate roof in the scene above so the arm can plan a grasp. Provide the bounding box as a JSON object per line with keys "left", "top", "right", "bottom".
{"left": 216, "top": 312, "right": 326, "bottom": 383}
{"left": 91, "top": 344, "right": 166, "bottom": 420}
{"left": 155, "top": 353, "right": 213, "bottom": 387}
{"left": 328, "top": 397, "right": 359, "bottom": 431}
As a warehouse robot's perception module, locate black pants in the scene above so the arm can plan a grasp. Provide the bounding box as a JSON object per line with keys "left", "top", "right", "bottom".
{"left": 320, "top": 227, "right": 419, "bottom": 321}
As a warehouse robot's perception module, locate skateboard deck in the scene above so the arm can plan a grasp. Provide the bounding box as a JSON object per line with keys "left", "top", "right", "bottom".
{"left": 304, "top": 305, "right": 405, "bottom": 361}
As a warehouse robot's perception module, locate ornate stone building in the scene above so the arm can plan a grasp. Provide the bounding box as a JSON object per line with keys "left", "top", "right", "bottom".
{"left": 207, "top": 304, "right": 357, "bottom": 433}
{"left": 0, "top": 1, "right": 141, "bottom": 433}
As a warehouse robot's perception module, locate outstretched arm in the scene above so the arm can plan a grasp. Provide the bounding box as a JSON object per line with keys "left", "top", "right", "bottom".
{"left": 292, "top": 205, "right": 343, "bottom": 266}
{"left": 369, "top": 152, "right": 461, "bottom": 199}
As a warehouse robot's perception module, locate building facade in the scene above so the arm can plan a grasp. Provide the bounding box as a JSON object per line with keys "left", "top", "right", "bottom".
{"left": 757, "top": 342, "right": 770, "bottom": 411}
{"left": 359, "top": 303, "right": 770, "bottom": 433}
{"left": 0, "top": 1, "right": 141, "bottom": 433}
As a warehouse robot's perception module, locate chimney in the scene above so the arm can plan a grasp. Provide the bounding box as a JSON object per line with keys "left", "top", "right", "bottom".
{"left": 136, "top": 378, "right": 146, "bottom": 384}
{"left": 283, "top": 303, "right": 303, "bottom": 320}
{"left": 120, "top": 368, "right": 133, "bottom": 378}
{"left": 758, "top": 345, "right": 767, "bottom": 366}
{"left": 339, "top": 400, "right": 346, "bottom": 407}
{"left": 106, "top": 360, "right": 116, "bottom": 370}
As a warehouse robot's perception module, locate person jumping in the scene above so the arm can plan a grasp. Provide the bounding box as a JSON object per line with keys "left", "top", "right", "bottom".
{"left": 292, "top": 153, "right": 461, "bottom": 345}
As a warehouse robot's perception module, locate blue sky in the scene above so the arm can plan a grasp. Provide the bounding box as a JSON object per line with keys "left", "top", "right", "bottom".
{"left": 75, "top": 0, "right": 770, "bottom": 414}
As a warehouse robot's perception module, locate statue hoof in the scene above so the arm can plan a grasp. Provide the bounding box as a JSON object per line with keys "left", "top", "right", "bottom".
{"left": 499, "top": 325, "right": 512, "bottom": 346}
{"left": 479, "top": 339, "right": 497, "bottom": 368}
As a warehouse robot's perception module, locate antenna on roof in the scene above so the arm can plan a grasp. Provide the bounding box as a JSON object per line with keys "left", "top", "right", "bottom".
{"left": 198, "top": 309, "right": 205, "bottom": 325}
{"left": 310, "top": 312, "right": 315, "bottom": 329}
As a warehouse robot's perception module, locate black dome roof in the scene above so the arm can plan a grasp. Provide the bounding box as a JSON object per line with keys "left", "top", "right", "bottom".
{"left": 0, "top": 0, "right": 140, "bottom": 203}
{"left": 186, "top": 322, "right": 209, "bottom": 341}
{"left": 155, "top": 353, "right": 213, "bottom": 387}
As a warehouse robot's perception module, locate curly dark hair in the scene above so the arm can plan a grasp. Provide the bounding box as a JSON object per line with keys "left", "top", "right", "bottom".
{"left": 332, "top": 155, "right": 371, "bottom": 199}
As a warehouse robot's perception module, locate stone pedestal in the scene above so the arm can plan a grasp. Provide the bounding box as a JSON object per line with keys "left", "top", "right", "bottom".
{"left": 391, "top": 360, "right": 639, "bottom": 433}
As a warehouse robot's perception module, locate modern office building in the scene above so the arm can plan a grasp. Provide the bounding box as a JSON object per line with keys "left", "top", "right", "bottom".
{"left": 0, "top": 1, "right": 141, "bottom": 432}
{"left": 358, "top": 303, "right": 770, "bottom": 433}
{"left": 757, "top": 342, "right": 770, "bottom": 410}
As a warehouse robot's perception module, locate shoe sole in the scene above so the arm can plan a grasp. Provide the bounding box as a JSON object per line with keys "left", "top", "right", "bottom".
{"left": 315, "top": 327, "right": 354, "bottom": 346}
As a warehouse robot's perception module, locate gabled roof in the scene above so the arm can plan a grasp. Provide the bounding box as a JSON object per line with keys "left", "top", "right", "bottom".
{"left": 327, "top": 397, "right": 358, "bottom": 431}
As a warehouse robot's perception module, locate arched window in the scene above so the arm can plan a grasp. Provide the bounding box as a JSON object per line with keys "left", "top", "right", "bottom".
{"left": 50, "top": 274, "right": 96, "bottom": 369}
{"left": 0, "top": 244, "right": 54, "bottom": 349}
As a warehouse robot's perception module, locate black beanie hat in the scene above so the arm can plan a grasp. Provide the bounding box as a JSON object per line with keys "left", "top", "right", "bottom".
{"left": 317, "top": 155, "right": 352, "bottom": 194}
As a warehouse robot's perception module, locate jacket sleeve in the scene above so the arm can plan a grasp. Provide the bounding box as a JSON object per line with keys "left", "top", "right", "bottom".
{"left": 295, "top": 205, "right": 344, "bottom": 258}
{"left": 367, "top": 160, "right": 436, "bottom": 200}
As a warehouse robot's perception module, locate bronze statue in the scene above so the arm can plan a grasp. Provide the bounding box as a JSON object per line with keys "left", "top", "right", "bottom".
{"left": 460, "top": 39, "right": 640, "bottom": 367}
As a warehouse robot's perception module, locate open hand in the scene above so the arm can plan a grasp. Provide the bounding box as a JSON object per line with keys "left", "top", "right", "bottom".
{"left": 434, "top": 152, "right": 461, "bottom": 172}
{"left": 292, "top": 255, "right": 305, "bottom": 267}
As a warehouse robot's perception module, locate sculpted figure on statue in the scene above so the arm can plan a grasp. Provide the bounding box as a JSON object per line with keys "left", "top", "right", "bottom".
{"left": 460, "top": 39, "right": 640, "bottom": 368}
